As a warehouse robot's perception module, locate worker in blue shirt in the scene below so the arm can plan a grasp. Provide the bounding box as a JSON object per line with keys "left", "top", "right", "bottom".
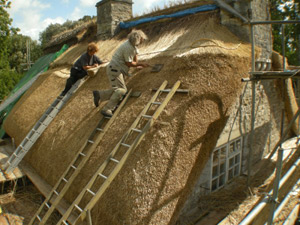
{"left": 60, "top": 42, "right": 105, "bottom": 96}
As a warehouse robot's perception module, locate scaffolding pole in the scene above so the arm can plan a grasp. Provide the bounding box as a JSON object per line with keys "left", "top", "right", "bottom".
{"left": 244, "top": 19, "right": 300, "bottom": 224}
{"left": 247, "top": 24, "right": 256, "bottom": 187}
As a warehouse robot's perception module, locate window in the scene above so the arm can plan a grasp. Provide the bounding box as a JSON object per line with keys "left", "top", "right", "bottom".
{"left": 292, "top": 79, "right": 300, "bottom": 99}
{"left": 210, "top": 137, "right": 242, "bottom": 191}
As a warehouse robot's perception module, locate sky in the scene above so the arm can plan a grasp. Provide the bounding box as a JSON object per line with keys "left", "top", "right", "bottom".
{"left": 7, "top": 0, "right": 173, "bottom": 41}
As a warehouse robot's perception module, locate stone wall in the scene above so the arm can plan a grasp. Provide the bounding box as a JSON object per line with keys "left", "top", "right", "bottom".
{"left": 220, "top": 0, "right": 272, "bottom": 59}
{"left": 180, "top": 79, "right": 285, "bottom": 217}
{"left": 96, "top": 0, "right": 132, "bottom": 39}
{"left": 250, "top": 0, "right": 272, "bottom": 59}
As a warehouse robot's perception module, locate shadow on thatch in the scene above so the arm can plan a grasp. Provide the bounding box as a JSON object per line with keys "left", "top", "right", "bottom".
{"left": 142, "top": 93, "right": 229, "bottom": 225}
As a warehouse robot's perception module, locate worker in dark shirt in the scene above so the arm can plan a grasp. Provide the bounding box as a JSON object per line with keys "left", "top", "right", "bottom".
{"left": 60, "top": 42, "right": 105, "bottom": 96}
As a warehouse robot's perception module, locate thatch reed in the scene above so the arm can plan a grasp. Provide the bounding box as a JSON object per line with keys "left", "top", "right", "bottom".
{"left": 4, "top": 12, "right": 252, "bottom": 224}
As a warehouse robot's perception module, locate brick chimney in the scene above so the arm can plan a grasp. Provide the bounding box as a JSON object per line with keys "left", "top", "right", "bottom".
{"left": 96, "top": 0, "right": 133, "bottom": 40}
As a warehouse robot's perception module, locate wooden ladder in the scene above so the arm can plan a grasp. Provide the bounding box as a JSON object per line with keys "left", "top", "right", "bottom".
{"left": 29, "top": 89, "right": 133, "bottom": 225}
{"left": 57, "top": 80, "right": 180, "bottom": 225}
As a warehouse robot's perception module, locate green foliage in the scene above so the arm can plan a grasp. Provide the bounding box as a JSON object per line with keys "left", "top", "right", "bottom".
{"left": 8, "top": 34, "right": 43, "bottom": 72}
{"left": 270, "top": 0, "right": 300, "bottom": 65}
{"left": 0, "top": 68, "right": 23, "bottom": 100}
{"left": 0, "top": 0, "right": 13, "bottom": 70}
{"left": 39, "top": 15, "right": 94, "bottom": 48}
{"left": 0, "top": 0, "right": 42, "bottom": 100}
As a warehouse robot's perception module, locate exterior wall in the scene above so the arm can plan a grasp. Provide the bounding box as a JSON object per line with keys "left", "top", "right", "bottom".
{"left": 250, "top": 0, "right": 272, "bottom": 59}
{"left": 180, "top": 79, "right": 285, "bottom": 216}
{"left": 96, "top": 0, "right": 132, "bottom": 39}
{"left": 220, "top": 0, "right": 272, "bottom": 59}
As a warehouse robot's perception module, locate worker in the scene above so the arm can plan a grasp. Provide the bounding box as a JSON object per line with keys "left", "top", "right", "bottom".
{"left": 60, "top": 42, "right": 106, "bottom": 97}
{"left": 92, "top": 30, "right": 149, "bottom": 117}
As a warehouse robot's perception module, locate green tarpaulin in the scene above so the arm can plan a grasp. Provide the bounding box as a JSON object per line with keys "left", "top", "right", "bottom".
{"left": 0, "top": 44, "right": 69, "bottom": 138}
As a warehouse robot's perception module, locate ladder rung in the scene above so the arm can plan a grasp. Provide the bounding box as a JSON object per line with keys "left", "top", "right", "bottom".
{"left": 71, "top": 165, "right": 77, "bottom": 170}
{"left": 87, "top": 189, "right": 96, "bottom": 196}
{"left": 62, "top": 178, "right": 68, "bottom": 183}
{"left": 110, "top": 158, "right": 119, "bottom": 163}
{"left": 121, "top": 143, "right": 131, "bottom": 148}
{"left": 45, "top": 202, "right": 51, "bottom": 208}
{"left": 88, "top": 140, "right": 94, "bottom": 144}
{"left": 99, "top": 173, "right": 108, "bottom": 179}
{"left": 142, "top": 115, "right": 152, "bottom": 119}
{"left": 62, "top": 220, "right": 68, "bottom": 225}
{"left": 152, "top": 102, "right": 162, "bottom": 105}
{"left": 79, "top": 152, "right": 86, "bottom": 157}
{"left": 96, "top": 128, "right": 103, "bottom": 131}
{"left": 36, "top": 215, "right": 42, "bottom": 221}
{"left": 74, "top": 204, "right": 83, "bottom": 212}
{"left": 47, "top": 114, "right": 53, "bottom": 119}
{"left": 132, "top": 128, "right": 142, "bottom": 133}
{"left": 54, "top": 190, "right": 59, "bottom": 195}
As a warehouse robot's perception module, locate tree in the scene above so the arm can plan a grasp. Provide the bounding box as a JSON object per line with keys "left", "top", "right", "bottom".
{"left": 39, "top": 23, "right": 66, "bottom": 47}
{"left": 0, "top": 0, "right": 24, "bottom": 100}
{"left": 270, "top": 0, "right": 300, "bottom": 66}
{"left": 39, "top": 15, "right": 94, "bottom": 48}
{"left": 8, "top": 34, "right": 43, "bottom": 72}
{"left": 0, "top": 0, "right": 13, "bottom": 69}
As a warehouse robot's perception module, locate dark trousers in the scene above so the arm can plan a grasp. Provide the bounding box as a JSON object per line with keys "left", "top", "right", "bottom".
{"left": 61, "top": 68, "right": 87, "bottom": 95}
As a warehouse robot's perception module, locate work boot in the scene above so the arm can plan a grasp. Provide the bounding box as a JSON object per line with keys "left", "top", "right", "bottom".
{"left": 57, "top": 91, "right": 66, "bottom": 100}
{"left": 93, "top": 91, "right": 101, "bottom": 107}
{"left": 101, "top": 109, "right": 113, "bottom": 118}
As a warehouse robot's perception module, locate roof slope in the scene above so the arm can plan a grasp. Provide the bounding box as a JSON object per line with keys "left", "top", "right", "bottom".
{"left": 3, "top": 12, "right": 251, "bottom": 224}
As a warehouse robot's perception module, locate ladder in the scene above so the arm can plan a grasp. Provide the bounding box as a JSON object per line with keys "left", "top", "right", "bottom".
{"left": 29, "top": 89, "right": 133, "bottom": 225}
{"left": 3, "top": 77, "right": 89, "bottom": 174}
{"left": 57, "top": 80, "right": 180, "bottom": 225}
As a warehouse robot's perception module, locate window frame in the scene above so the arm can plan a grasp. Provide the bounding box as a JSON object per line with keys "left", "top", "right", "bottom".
{"left": 210, "top": 137, "right": 243, "bottom": 192}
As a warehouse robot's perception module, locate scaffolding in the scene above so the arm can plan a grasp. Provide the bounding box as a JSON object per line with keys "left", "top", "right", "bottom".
{"left": 243, "top": 20, "right": 300, "bottom": 225}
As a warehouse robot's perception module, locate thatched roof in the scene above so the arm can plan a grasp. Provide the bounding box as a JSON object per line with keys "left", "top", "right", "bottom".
{"left": 4, "top": 11, "right": 252, "bottom": 225}
{"left": 43, "top": 20, "right": 97, "bottom": 54}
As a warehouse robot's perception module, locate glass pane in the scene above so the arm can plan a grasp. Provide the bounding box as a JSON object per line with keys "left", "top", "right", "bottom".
{"left": 220, "top": 147, "right": 226, "bottom": 162}
{"left": 236, "top": 139, "right": 241, "bottom": 151}
{"left": 220, "top": 162, "right": 225, "bottom": 173}
{"left": 228, "top": 169, "right": 233, "bottom": 180}
{"left": 229, "top": 143, "right": 235, "bottom": 154}
{"left": 229, "top": 157, "right": 234, "bottom": 168}
{"left": 235, "top": 154, "right": 240, "bottom": 164}
{"left": 219, "top": 174, "right": 225, "bottom": 187}
{"left": 212, "top": 179, "right": 218, "bottom": 191}
{"left": 213, "top": 150, "right": 219, "bottom": 165}
{"left": 234, "top": 165, "right": 240, "bottom": 176}
{"left": 212, "top": 165, "right": 218, "bottom": 178}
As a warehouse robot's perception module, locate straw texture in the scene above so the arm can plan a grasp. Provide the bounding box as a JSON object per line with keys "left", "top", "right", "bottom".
{"left": 4, "top": 13, "right": 252, "bottom": 225}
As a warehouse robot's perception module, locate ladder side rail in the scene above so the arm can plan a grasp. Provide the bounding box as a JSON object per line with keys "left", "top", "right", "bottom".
{"left": 0, "top": 71, "right": 42, "bottom": 112}
{"left": 29, "top": 89, "right": 132, "bottom": 225}
{"left": 75, "top": 121, "right": 152, "bottom": 224}
{"left": 84, "top": 80, "right": 180, "bottom": 212}
{"left": 118, "top": 80, "right": 168, "bottom": 143}
{"left": 4, "top": 78, "right": 88, "bottom": 174}
{"left": 57, "top": 81, "right": 169, "bottom": 224}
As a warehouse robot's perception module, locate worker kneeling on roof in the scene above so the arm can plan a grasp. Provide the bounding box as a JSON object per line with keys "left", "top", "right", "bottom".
{"left": 93, "top": 30, "right": 149, "bottom": 117}
{"left": 60, "top": 42, "right": 106, "bottom": 97}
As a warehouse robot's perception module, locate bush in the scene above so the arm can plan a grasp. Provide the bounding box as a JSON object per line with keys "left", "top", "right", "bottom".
{"left": 0, "top": 68, "right": 24, "bottom": 100}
